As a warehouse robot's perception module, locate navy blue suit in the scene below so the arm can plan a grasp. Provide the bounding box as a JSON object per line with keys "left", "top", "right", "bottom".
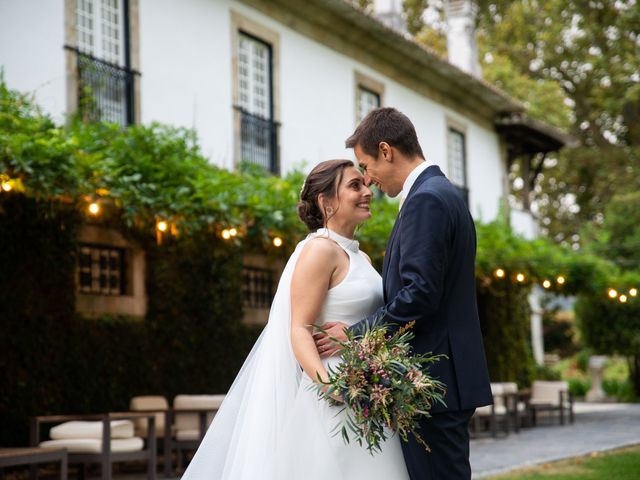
{"left": 357, "top": 165, "right": 492, "bottom": 479}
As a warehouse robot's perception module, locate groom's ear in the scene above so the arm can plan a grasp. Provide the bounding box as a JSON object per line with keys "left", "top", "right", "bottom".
{"left": 378, "top": 142, "right": 392, "bottom": 162}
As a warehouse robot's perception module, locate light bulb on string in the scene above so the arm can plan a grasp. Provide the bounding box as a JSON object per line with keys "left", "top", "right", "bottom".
{"left": 619, "top": 294, "right": 628, "bottom": 303}
{"left": 229, "top": 228, "right": 238, "bottom": 237}
{"left": 273, "top": 236, "right": 283, "bottom": 247}
{"left": 221, "top": 229, "right": 231, "bottom": 240}
{"left": 1, "top": 182, "right": 12, "bottom": 192}
{"left": 494, "top": 268, "right": 505, "bottom": 279}
{"left": 556, "top": 276, "right": 566, "bottom": 285}
{"left": 608, "top": 288, "right": 618, "bottom": 299}
{"left": 88, "top": 202, "right": 100, "bottom": 215}
{"left": 516, "top": 273, "right": 525, "bottom": 283}
{"left": 542, "top": 280, "right": 551, "bottom": 289}
{"left": 157, "top": 221, "right": 168, "bottom": 233}
{"left": 630, "top": 288, "right": 638, "bottom": 297}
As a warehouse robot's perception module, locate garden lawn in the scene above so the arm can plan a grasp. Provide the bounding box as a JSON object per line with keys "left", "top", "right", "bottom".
{"left": 487, "top": 445, "right": 640, "bottom": 480}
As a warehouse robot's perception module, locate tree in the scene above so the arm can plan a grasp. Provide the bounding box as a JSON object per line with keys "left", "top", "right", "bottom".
{"left": 475, "top": 1, "right": 640, "bottom": 247}
{"left": 585, "top": 191, "right": 640, "bottom": 270}
{"left": 380, "top": 1, "right": 640, "bottom": 249}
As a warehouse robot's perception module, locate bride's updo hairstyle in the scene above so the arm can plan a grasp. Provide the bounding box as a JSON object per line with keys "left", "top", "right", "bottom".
{"left": 297, "top": 159, "right": 355, "bottom": 231}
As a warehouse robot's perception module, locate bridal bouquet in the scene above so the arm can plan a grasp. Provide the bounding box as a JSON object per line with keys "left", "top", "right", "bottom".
{"left": 314, "top": 319, "right": 446, "bottom": 454}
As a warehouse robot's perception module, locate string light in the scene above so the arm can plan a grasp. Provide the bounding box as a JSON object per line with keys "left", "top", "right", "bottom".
{"left": 630, "top": 288, "right": 638, "bottom": 297}
{"left": 221, "top": 229, "right": 231, "bottom": 240}
{"left": 608, "top": 288, "right": 618, "bottom": 299}
{"left": 156, "top": 221, "right": 168, "bottom": 232}
{"left": 542, "top": 280, "right": 551, "bottom": 289}
{"left": 273, "top": 236, "right": 283, "bottom": 247}
{"left": 229, "top": 228, "right": 238, "bottom": 237}
{"left": 88, "top": 202, "right": 100, "bottom": 215}
{"left": 516, "top": 273, "right": 525, "bottom": 283}
{"left": 619, "top": 294, "right": 628, "bottom": 303}
{"left": 556, "top": 276, "right": 566, "bottom": 285}
{"left": 1, "top": 182, "right": 11, "bottom": 192}
{"left": 494, "top": 268, "right": 505, "bottom": 279}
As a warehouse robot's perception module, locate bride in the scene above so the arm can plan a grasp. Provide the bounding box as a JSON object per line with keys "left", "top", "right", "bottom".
{"left": 181, "top": 159, "right": 409, "bottom": 479}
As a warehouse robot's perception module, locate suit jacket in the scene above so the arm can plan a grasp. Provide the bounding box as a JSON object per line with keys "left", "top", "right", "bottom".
{"left": 360, "top": 165, "right": 492, "bottom": 413}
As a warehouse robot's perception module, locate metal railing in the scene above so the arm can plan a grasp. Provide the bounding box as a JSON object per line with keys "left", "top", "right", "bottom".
{"left": 242, "top": 266, "right": 274, "bottom": 309}
{"left": 74, "top": 49, "right": 136, "bottom": 126}
{"left": 237, "top": 108, "right": 279, "bottom": 174}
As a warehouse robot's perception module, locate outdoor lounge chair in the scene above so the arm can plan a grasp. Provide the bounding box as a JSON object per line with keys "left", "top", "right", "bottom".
{"left": 528, "top": 380, "right": 574, "bottom": 425}
{"left": 31, "top": 413, "right": 156, "bottom": 480}
{"left": 129, "top": 396, "right": 171, "bottom": 476}
{"left": 167, "top": 394, "right": 225, "bottom": 475}
{"left": 500, "top": 382, "right": 529, "bottom": 432}
{"left": 472, "top": 383, "right": 509, "bottom": 437}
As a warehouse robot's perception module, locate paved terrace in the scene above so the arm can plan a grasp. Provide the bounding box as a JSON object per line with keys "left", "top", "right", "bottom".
{"left": 470, "top": 402, "right": 640, "bottom": 478}
{"left": 111, "top": 402, "right": 640, "bottom": 479}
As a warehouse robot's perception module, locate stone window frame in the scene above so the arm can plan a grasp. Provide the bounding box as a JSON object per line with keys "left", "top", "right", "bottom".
{"left": 446, "top": 116, "right": 469, "bottom": 188}
{"left": 75, "top": 224, "right": 147, "bottom": 318}
{"left": 354, "top": 71, "right": 385, "bottom": 124}
{"left": 64, "top": 0, "right": 141, "bottom": 123}
{"left": 230, "top": 10, "right": 281, "bottom": 169}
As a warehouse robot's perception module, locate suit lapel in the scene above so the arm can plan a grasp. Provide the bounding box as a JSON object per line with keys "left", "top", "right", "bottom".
{"left": 381, "top": 165, "right": 446, "bottom": 285}
{"left": 382, "top": 216, "right": 400, "bottom": 281}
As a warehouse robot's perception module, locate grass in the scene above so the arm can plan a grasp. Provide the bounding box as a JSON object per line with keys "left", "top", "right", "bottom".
{"left": 487, "top": 445, "right": 640, "bottom": 479}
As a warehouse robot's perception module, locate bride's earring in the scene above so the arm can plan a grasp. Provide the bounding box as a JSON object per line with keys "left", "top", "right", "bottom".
{"left": 326, "top": 206, "right": 334, "bottom": 216}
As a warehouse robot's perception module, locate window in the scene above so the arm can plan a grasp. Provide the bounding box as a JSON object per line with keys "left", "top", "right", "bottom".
{"left": 447, "top": 127, "right": 469, "bottom": 205}
{"left": 242, "top": 266, "right": 274, "bottom": 309}
{"left": 237, "top": 32, "right": 278, "bottom": 173}
{"left": 78, "top": 244, "right": 126, "bottom": 295}
{"left": 74, "top": 0, "right": 135, "bottom": 125}
{"left": 354, "top": 72, "right": 384, "bottom": 124}
{"left": 357, "top": 86, "right": 381, "bottom": 123}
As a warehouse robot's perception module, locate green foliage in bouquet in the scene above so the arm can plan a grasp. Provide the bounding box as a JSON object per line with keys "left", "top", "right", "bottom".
{"left": 313, "top": 320, "right": 446, "bottom": 455}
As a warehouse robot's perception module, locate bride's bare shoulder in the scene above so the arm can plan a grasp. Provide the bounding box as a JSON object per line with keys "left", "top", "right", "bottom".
{"left": 299, "top": 236, "right": 342, "bottom": 260}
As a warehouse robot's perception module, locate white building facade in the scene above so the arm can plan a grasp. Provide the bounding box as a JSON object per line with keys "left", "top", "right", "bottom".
{"left": 0, "top": 0, "right": 560, "bottom": 223}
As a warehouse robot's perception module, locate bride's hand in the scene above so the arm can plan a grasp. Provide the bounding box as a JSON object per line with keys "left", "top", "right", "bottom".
{"left": 320, "top": 384, "right": 345, "bottom": 404}
{"left": 313, "top": 321, "right": 348, "bottom": 358}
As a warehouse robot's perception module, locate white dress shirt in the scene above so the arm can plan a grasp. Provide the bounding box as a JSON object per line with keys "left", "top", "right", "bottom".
{"left": 399, "top": 161, "right": 432, "bottom": 210}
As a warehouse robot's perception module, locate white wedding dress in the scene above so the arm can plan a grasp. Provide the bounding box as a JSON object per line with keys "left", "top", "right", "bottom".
{"left": 181, "top": 229, "right": 409, "bottom": 479}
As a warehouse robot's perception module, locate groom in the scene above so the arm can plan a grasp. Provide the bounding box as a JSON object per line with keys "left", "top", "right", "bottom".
{"left": 316, "top": 107, "right": 493, "bottom": 479}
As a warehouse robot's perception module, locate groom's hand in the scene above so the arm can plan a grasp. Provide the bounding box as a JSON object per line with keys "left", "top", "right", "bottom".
{"left": 313, "top": 321, "right": 349, "bottom": 358}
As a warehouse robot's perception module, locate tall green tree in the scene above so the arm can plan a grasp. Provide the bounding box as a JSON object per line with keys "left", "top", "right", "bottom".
{"left": 476, "top": 0, "right": 640, "bottom": 248}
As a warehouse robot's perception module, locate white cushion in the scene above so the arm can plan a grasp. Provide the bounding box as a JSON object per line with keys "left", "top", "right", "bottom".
{"left": 50, "top": 421, "right": 134, "bottom": 440}
{"left": 476, "top": 404, "right": 507, "bottom": 416}
{"left": 173, "top": 394, "right": 225, "bottom": 410}
{"left": 40, "top": 437, "right": 143, "bottom": 453}
{"left": 531, "top": 381, "right": 569, "bottom": 406}
{"left": 173, "top": 395, "right": 225, "bottom": 432}
{"left": 130, "top": 396, "right": 169, "bottom": 437}
{"left": 175, "top": 429, "right": 201, "bottom": 441}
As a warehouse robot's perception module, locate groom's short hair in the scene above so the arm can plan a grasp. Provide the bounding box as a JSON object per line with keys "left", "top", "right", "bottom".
{"left": 345, "top": 107, "right": 425, "bottom": 160}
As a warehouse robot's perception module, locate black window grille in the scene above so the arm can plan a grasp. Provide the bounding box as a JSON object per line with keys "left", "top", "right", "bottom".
{"left": 239, "top": 109, "right": 279, "bottom": 173}
{"left": 78, "top": 244, "right": 126, "bottom": 295}
{"left": 242, "top": 266, "right": 274, "bottom": 309}
{"left": 76, "top": 50, "right": 135, "bottom": 126}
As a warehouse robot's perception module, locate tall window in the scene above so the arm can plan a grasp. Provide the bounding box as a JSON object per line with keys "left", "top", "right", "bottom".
{"left": 357, "top": 85, "right": 381, "bottom": 122}
{"left": 75, "top": 0, "right": 134, "bottom": 125}
{"left": 237, "top": 32, "right": 278, "bottom": 173}
{"left": 447, "top": 127, "right": 469, "bottom": 205}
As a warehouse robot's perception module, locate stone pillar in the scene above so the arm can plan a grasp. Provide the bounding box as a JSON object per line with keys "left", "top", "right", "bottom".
{"left": 529, "top": 287, "right": 544, "bottom": 366}
{"left": 586, "top": 355, "right": 608, "bottom": 402}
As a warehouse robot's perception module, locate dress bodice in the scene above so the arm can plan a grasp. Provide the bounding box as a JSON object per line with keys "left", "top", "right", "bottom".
{"left": 306, "top": 229, "right": 383, "bottom": 369}
{"left": 307, "top": 228, "right": 383, "bottom": 328}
